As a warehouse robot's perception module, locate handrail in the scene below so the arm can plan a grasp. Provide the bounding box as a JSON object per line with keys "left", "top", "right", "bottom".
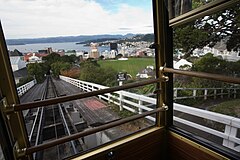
{"left": 25, "top": 108, "right": 164, "bottom": 155}
{"left": 61, "top": 76, "right": 240, "bottom": 152}
{"left": 163, "top": 67, "right": 240, "bottom": 84}
{"left": 10, "top": 78, "right": 163, "bottom": 113}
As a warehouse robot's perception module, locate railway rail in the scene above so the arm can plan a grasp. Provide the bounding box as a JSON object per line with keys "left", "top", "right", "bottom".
{"left": 25, "top": 76, "right": 82, "bottom": 160}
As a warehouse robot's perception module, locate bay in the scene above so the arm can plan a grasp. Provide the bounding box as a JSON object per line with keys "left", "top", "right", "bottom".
{"left": 7, "top": 42, "right": 110, "bottom": 53}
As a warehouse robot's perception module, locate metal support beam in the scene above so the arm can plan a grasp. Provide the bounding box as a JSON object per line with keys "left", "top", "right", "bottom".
{"left": 152, "top": 0, "right": 169, "bottom": 127}
{"left": 0, "top": 22, "right": 30, "bottom": 159}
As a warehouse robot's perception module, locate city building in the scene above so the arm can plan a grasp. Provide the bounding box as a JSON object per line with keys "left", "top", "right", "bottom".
{"left": 90, "top": 43, "right": 99, "bottom": 59}
{"left": 192, "top": 40, "right": 240, "bottom": 62}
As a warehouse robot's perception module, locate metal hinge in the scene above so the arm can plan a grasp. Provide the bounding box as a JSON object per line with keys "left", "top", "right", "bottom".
{"left": 0, "top": 97, "right": 15, "bottom": 116}
{"left": 162, "top": 103, "right": 168, "bottom": 111}
{"left": 159, "top": 66, "right": 169, "bottom": 82}
{"left": 13, "top": 141, "right": 27, "bottom": 159}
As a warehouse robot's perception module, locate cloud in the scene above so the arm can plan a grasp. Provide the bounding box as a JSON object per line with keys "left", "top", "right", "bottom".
{"left": 118, "top": 27, "right": 132, "bottom": 30}
{"left": 0, "top": 0, "right": 153, "bottom": 39}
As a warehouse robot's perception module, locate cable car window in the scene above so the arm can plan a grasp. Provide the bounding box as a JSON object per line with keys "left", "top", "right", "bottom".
{"left": 0, "top": 0, "right": 158, "bottom": 159}
{"left": 172, "top": 2, "right": 240, "bottom": 154}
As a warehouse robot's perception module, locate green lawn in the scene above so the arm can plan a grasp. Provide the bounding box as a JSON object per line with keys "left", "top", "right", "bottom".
{"left": 98, "top": 58, "right": 155, "bottom": 77}
{"left": 209, "top": 99, "right": 240, "bottom": 117}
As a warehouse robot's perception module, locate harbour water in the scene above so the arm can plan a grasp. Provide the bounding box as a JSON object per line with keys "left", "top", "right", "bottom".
{"left": 7, "top": 42, "right": 109, "bottom": 53}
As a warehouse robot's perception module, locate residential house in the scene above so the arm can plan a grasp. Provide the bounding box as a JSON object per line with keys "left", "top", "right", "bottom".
{"left": 13, "top": 68, "right": 28, "bottom": 84}
{"left": 174, "top": 59, "right": 192, "bottom": 70}
{"left": 136, "top": 67, "right": 155, "bottom": 79}
{"left": 10, "top": 56, "right": 26, "bottom": 72}
{"left": 10, "top": 56, "right": 28, "bottom": 84}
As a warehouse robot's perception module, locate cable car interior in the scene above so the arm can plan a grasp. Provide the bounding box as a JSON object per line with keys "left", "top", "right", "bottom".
{"left": 0, "top": 0, "right": 240, "bottom": 160}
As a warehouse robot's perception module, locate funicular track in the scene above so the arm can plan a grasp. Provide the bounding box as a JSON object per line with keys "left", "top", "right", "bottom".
{"left": 26, "top": 76, "right": 83, "bottom": 160}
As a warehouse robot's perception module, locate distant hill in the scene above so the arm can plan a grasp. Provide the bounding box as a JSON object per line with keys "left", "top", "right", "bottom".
{"left": 76, "top": 38, "right": 120, "bottom": 45}
{"left": 6, "top": 33, "right": 135, "bottom": 45}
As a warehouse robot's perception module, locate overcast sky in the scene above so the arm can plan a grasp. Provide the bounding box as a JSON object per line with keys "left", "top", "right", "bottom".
{"left": 0, "top": 0, "right": 153, "bottom": 39}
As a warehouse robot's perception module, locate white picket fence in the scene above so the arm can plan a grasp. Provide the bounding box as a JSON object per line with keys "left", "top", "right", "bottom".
{"left": 174, "top": 87, "right": 239, "bottom": 100}
{"left": 60, "top": 75, "right": 240, "bottom": 152}
{"left": 17, "top": 79, "right": 36, "bottom": 96}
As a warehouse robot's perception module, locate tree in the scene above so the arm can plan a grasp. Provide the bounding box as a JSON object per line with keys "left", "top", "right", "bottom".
{"left": 192, "top": 53, "right": 228, "bottom": 74}
{"left": 173, "top": 1, "right": 240, "bottom": 58}
{"left": 191, "top": 53, "right": 240, "bottom": 87}
{"left": 51, "top": 62, "right": 71, "bottom": 78}
{"left": 42, "top": 52, "right": 61, "bottom": 65}
{"left": 79, "top": 61, "right": 118, "bottom": 86}
{"left": 27, "top": 63, "right": 47, "bottom": 83}
{"left": 61, "top": 55, "right": 79, "bottom": 64}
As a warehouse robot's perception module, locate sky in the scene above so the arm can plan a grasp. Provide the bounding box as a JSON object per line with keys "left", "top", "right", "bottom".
{"left": 0, "top": 0, "right": 153, "bottom": 39}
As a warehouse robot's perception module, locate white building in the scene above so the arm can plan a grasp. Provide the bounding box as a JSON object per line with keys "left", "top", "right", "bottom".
{"left": 174, "top": 59, "right": 192, "bottom": 70}
{"left": 28, "top": 53, "right": 41, "bottom": 63}
{"left": 10, "top": 56, "right": 26, "bottom": 72}
{"left": 109, "top": 50, "right": 117, "bottom": 59}
{"left": 10, "top": 56, "right": 28, "bottom": 84}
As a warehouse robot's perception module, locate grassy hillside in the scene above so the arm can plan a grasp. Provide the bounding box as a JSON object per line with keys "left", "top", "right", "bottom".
{"left": 209, "top": 99, "right": 240, "bottom": 117}
{"left": 98, "top": 58, "right": 155, "bottom": 77}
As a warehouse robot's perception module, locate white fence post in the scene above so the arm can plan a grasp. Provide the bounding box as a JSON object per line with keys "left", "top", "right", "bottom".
{"left": 138, "top": 98, "right": 143, "bottom": 114}
{"left": 214, "top": 89, "right": 217, "bottom": 99}
{"left": 119, "top": 91, "right": 123, "bottom": 111}
{"left": 193, "top": 90, "right": 197, "bottom": 99}
{"left": 234, "top": 89, "right": 236, "bottom": 99}
{"left": 174, "top": 89, "right": 178, "bottom": 98}
{"left": 204, "top": 89, "right": 208, "bottom": 100}
{"left": 108, "top": 93, "right": 111, "bottom": 103}
{"left": 223, "top": 124, "right": 238, "bottom": 151}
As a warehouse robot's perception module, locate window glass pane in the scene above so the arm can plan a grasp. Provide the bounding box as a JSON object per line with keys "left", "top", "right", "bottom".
{"left": 168, "top": 0, "right": 216, "bottom": 19}
{"left": 173, "top": 3, "right": 240, "bottom": 154}
{"left": 1, "top": 0, "right": 156, "bottom": 158}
